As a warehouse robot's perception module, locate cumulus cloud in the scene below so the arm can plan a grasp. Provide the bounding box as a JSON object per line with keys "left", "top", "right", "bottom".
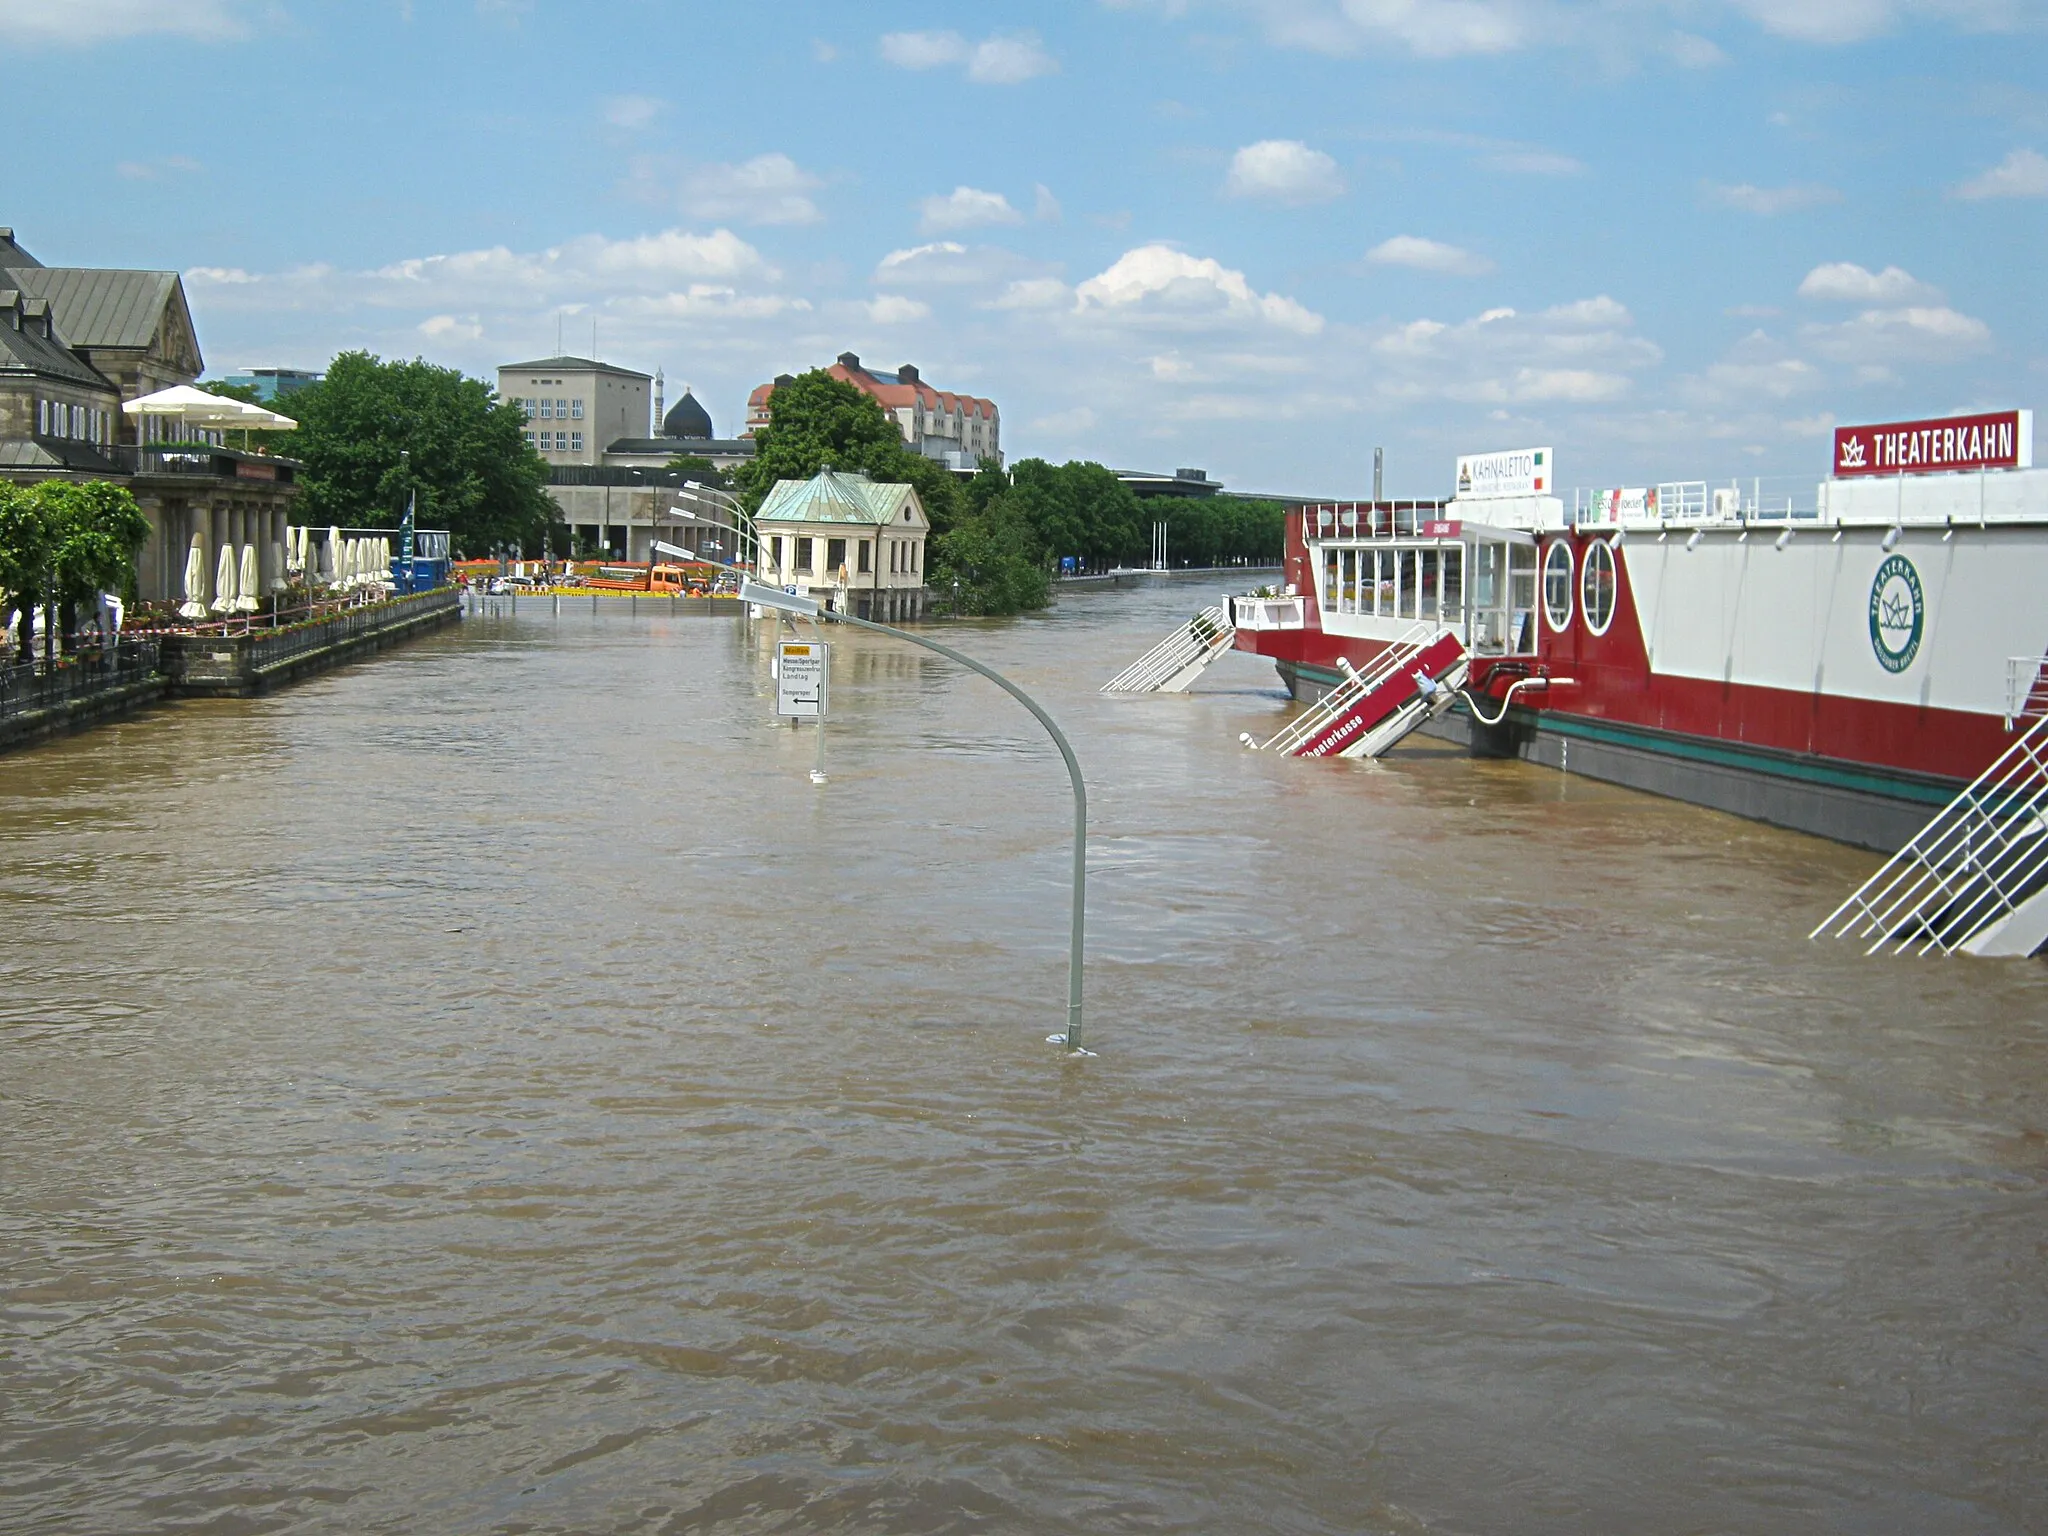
{"left": 864, "top": 295, "right": 932, "bottom": 324}
{"left": 1665, "top": 30, "right": 1728, "bottom": 65}
{"left": 1954, "top": 147, "right": 2048, "bottom": 198}
{"left": 1075, "top": 245, "right": 1324, "bottom": 333}
{"left": 990, "top": 277, "right": 1073, "bottom": 311}
{"left": 875, "top": 242, "right": 1045, "bottom": 289}
{"left": 1245, "top": 0, "right": 1529, "bottom": 57}
{"left": 0, "top": 0, "right": 248, "bottom": 43}
{"left": 1034, "top": 183, "right": 1063, "bottom": 222}
{"left": 879, "top": 29, "right": 1058, "bottom": 82}
{"left": 1366, "top": 295, "right": 1659, "bottom": 405}
{"left": 419, "top": 314, "right": 484, "bottom": 342}
{"left": 916, "top": 186, "right": 1025, "bottom": 234}
{"left": 1703, "top": 181, "right": 1843, "bottom": 214}
{"left": 1800, "top": 305, "right": 1994, "bottom": 364}
{"left": 1223, "top": 139, "right": 1346, "bottom": 203}
{"left": 1366, "top": 235, "right": 1494, "bottom": 276}
{"left": 1797, "top": 262, "right": 1940, "bottom": 303}
{"left": 625, "top": 153, "right": 825, "bottom": 226}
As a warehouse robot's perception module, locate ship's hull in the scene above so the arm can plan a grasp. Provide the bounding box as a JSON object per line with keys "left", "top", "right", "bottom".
{"left": 1241, "top": 494, "right": 2048, "bottom": 852}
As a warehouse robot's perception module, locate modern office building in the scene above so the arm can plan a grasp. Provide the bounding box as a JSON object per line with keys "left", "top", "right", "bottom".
{"left": 497, "top": 355, "right": 653, "bottom": 469}
{"left": 221, "top": 366, "right": 323, "bottom": 401}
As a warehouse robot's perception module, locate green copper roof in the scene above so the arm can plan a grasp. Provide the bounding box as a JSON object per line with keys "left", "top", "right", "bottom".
{"left": 756, "top": 468, "right": 921, "bottom": 526}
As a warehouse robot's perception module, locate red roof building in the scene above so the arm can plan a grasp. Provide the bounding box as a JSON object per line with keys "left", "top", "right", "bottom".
{"left": 747, "top": 352, "right": 1000, "bottom": 472}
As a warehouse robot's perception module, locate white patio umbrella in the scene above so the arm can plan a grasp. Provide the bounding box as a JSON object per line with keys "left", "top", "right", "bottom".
{"left": 269, "top": 540, "right": 286, "bottom": 594}
{"left": 211, "top": 542, "right": 238, "bottom": 615}
{"left": 327, "top": 526, "right": 346, "bottom": 590}
{"left": 285, "top": 526, "right": 302, "bottom": 575}
{"left": 179, "top": 535, "right": 209, "bottom": 620}
{"left": 237, "top": 544, "right": 261, "bottom": 613}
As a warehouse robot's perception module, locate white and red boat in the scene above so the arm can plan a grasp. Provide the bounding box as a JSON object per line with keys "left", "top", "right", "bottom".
{"left": 1216, "top": 412, "right": 2048, "bottom": 878}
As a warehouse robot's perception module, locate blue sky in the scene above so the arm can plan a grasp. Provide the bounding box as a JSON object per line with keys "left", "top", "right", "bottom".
{"left": 4, "top": 0, "right": 2043, "bottom": 496}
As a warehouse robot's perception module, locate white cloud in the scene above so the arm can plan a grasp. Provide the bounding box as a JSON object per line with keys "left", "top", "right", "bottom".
{"left": 879, "top": 29, "right": 1057, "bottom": 82}
{"left": 674, "top": 154, "right": 823, "bottom": 227}
{"left": 1797, "top": 262, "right": 1940, "bottom": 303}
{"left": 1245, "top": 0, "right": 1529, "bottom": 57}
{"left": 875, "top": 242, "right": 1043, "bottom": 289}
{"left": 1479, "top": 147, "right": 1584, "bottom": 176}
{"left": 1955, "top": 147, "right": 2048, "bottom": 199}
{"left": 419, "top": 314, "right": 484, "bottom": 342}
{"left": 1365, "top": 295, "right": 1658, "bottom": 406}
{"left": 991, "top": 278, "right": 1073, "bottom": 310}
{"left": 1704, "top": 181, "right": 1843, "bottom": 214}
{"left": 916, "top": 186, "right": 1024, "bottom": 234}
{"left": 1722, "top": 0, "right": 1897, "bottom": 43}
{"left": 1034, "top": 183, "right": 1063, "bottom": 222}
{"left": 1666, "top": 30, "right": 1728, "bottom": 65}
{"left": 116, "top": 155, "right": 203, "bottom": 180}
{"left": 864, "top": 295, "right": 932, "bottom": 324}
{"left": 1366, "top": 235, "right": 1494, "bottom": 276}
{"left": 603, "top": 95, "right": 664, "bottom": 131}
{"left": 0, "top": 0, "right": 247, "bottom": 43}
{"left": 1075, "top": 245, "right": 1324, "bottom": 334}
{"left": 1801, "top": 305, "right": 1994, "bottom": 363}
{"left": 1224, "top": 139, "right": 1346, "bottom": 203}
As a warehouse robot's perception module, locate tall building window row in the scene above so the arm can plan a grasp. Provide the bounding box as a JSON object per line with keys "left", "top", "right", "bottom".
{"left": 35, "top": 399, "right": 111, "bottom": 443}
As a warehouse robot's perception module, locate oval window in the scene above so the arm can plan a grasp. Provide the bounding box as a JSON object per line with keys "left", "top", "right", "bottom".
{"left": 1581, "top": 540, "right": 1617, "bottom": 636}
{"left": 1542, "top": 540, "right": 1574, "bottom": 632}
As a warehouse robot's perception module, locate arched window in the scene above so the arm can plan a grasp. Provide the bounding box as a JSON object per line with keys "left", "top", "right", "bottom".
{"left": 1581, "top": 540, "right": 1617, "bottom": 636}
{"left": 1542, "top": 540, "right": 1574, "bottom": 632}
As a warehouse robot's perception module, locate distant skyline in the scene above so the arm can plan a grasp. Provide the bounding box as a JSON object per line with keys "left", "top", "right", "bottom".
{"left": 4, "top": 0, "right": 2043, "bottom": 496}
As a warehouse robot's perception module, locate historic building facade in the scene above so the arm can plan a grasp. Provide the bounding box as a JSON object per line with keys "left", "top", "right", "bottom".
{"left": 756, "top": 467, "right": 928, "bottom": 620}
{"left": 747, "top": 353, "right": 999, "bottom": 472}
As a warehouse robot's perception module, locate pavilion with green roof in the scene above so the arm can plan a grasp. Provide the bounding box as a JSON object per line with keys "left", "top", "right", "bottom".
{"left": 755, "top": 468, "right": 929, "bottom": 620}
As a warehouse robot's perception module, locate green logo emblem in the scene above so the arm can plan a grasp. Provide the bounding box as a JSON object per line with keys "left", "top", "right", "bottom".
{"left": 1868, "top": 554, "right": 1924, "bottom": 674}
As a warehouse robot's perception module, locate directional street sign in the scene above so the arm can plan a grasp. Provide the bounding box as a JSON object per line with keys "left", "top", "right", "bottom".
{"left": 776, "top": 640, "right": 828, "bottom": 718}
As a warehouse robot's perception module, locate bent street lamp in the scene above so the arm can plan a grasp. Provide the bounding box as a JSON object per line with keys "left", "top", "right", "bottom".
{"left": 739, "top": 578, "right": 1092, "bottom": 1056}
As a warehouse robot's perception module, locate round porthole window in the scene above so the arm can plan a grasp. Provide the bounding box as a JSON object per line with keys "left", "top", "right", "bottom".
{"left": 1581, "top": 539, "right": 1617, "bottom": 636}
{"left": 1542, "top": 540, "right": 1574, "bottom": 632}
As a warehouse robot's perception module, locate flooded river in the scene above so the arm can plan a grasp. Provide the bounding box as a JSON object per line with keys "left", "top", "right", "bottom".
{"left": 3, "top": 578, "right": 2044, "bottom": 1534}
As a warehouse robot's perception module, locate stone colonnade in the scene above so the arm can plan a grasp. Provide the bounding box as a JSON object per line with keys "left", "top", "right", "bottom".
{"left": 132, "top": 483, "right": 299, "bottom": 606}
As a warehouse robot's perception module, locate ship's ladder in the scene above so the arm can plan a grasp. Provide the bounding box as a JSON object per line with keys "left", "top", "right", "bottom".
{"left": 1245, "top": 623, "right": 1469, "bottom": 761}
{"left": 1812, "top": 712, "right": 2048, "bottom": 958}
{"left": 1101, "top": 604, "right": 1236, "bottom": 693}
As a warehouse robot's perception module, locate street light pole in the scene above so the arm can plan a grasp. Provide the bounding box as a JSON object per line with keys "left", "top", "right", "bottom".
{"left": 739, "top": 579, "right": 1092, "bottom": 1055}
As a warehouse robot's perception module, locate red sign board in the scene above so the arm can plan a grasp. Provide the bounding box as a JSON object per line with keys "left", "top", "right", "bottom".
{"left": 1832, "top": 410, "right": 2033, "bottom": 479}
{"left": 1419, "top": 520, "right": 1462, "bottom": 539}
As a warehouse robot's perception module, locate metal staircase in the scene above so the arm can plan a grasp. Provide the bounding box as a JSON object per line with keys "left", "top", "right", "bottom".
{"left": 1101, "top": 604, "right": 1236, "bottom": 693}
{"left": 1812, "top": 713, "right": 2048, "bottom": 958}
{"left": 1246, "top": 624, "right": 1469, "bottom": 761}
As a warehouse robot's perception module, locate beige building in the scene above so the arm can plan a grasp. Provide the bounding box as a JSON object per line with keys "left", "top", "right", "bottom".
{"left": 756, "top": 468, "right": 928, "bottom": 620}
{"left": 0, "top": 228, "right": 298, "bottom": 607}
{"left": 498, "top": 355, "right": 650, "bottom": 468}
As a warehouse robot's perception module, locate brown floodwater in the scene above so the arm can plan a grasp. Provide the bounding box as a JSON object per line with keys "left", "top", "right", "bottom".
{"left": 2, "top": 577, "right": 2044, "bottom": 1535}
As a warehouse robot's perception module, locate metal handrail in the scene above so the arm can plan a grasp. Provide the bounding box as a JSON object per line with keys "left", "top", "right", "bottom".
{"left": 1254, "top": 621, "right": 1437, "bottom": 755}
{"left": 1100, "top": 605, "right": 1233, "bottom": 692}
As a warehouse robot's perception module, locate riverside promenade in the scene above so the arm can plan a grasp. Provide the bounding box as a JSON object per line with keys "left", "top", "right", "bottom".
{"left": 0, "top": 588, "right": 461, "bottom": 758}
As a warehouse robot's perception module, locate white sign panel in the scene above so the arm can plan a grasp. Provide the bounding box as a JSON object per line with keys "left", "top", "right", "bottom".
{"left": 776, "top": 640, "right": 828, "bottom": 718}
{"left": 1583, "top": 486, "right": 1656, "bottom": 524}
{"left": 1456, "top": 446, "right": 1553, "bottom": 500}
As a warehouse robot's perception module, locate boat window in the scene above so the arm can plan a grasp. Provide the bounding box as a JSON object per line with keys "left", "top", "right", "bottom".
{"left": 1340, "top": 548, "right": 1356, "bottom": 613}
{"left": 1582, "top": 539, "right": 1617, "bottom": 635}
{"left": 1543, "top": 541, "right": 1574, "bottom": 632}
{"left": 1440, "top": 546, "right": 1463, "bottom": 623}
{"left": 1323, "top": 549, "right": 1339, "bottom": 608}
{"left": 1419, "top": 550, "right": 1439, "bottom": 619}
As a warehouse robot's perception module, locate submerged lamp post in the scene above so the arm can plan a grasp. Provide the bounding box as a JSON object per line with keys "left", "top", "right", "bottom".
{"left": 738, "top": 578, "right": 1092, "bottom": 1056}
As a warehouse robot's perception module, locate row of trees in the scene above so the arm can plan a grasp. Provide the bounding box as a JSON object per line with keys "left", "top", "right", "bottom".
{"left": 0, "top": 480, "right": 151, "bottom": 663}
{"left": 737, "top": 370, "right": 1287, "bottom": 615}
{"left": 208, "top": 352, "right": 555, "bottom": 557}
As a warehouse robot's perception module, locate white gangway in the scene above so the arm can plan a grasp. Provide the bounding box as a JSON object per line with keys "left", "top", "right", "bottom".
{"left": 1812, "top": 712, "right": 2048, "bottom": 958}
{"left": 1100, "top": 605, "right": 1237, "bottom": 693}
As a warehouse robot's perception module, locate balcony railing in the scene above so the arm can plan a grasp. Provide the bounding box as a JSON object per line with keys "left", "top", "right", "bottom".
{"left": 0, "top": 640, "right": 161, "bottom": 724}
{"left": 111, "top": 444, "right": 300, "bottom": 483}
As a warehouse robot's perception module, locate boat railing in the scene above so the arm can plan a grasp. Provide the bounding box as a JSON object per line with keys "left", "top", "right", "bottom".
{"left": 2007, "top": 654, "right": 2048, "bottom": 730}
{"left": 1570, "top": 477, "right": 1824, "bottom": 527}
{"left": 1230, "top": 594, "right": 1306, "bottom": 631}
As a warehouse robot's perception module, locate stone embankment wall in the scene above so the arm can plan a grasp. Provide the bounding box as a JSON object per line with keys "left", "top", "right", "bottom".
{"left": 160, "top": 589, "right": 462, "bottom": 698}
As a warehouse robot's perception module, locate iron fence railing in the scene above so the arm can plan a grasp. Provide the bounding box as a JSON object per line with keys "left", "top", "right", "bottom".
{"left": 0, "top": 640, "right": 161, "bottom": 723}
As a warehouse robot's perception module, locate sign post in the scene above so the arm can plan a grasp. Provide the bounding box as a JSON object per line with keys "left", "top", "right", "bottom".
{"left": 776, "top": 637, "right": 829, "bottom": 783}
{"left": 741, "top": 580, "right": 1094, "bottom": 1056}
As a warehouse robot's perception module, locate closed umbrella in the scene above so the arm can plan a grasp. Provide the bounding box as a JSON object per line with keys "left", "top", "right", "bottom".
{"left": 327, "top": 526, "right": 345, "bottom": 590}
{"left": 179, "top": 535, "right": 208, "bottom": 620}
{"left": 270, "top": 540, "right": 286, "bottom": 594}
{"left": 211, "top": 542, "right": 238, "bottom": 615}
{"left": 237, "top": 544, "right": 261, "bottom": 613}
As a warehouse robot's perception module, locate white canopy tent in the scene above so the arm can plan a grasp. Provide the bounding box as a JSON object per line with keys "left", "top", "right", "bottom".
{"left": 123, "top": 386, "right": 298, "bottom": 438}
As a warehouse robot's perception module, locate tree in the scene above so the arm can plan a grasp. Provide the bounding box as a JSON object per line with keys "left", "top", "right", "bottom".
{"left": 269, "top": 352, "right": 553, "bottom": 558}
{"left": 0, "top": 480, "right": 148, "bottom": 661}
{"left": 662, "top": 454, "right": 728, "bottom": 491}
{"left": 733, "top": 370, "right": 961, "bottom": 532}
{"left": 932, "top": 496, "right": 1050, "bottom": 616}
